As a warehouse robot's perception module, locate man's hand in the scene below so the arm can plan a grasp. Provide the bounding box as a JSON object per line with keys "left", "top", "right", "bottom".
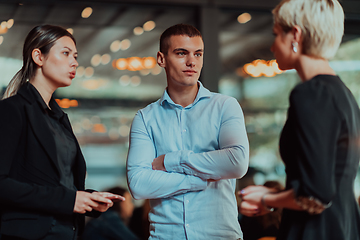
{"left": 152, "top": 154, "right": 166, "bottom": 171}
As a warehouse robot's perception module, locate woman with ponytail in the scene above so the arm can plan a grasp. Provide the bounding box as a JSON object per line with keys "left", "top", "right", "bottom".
{"left": 0, "top": 25, "right": 124, "bottom": 240}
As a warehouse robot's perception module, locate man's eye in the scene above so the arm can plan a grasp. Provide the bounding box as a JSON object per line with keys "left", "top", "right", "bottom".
{"left": 177, "top": 52, "right": 185, "bottom": 56}
{"left": 195, "top": 53, "right": 202, "bottom": 57}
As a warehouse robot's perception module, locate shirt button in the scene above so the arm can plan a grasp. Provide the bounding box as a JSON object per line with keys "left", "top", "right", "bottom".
{"left": 186, "top": 200, "right": 189, "bottom": 204}
{"left": 183, "top": 129, "right": 187, "bottom": 132}
{"left": 186, "top": 224, "right": 190, "bottom": 227}
{"left": 73, "top": 227, "right": 76, "bottom": 231}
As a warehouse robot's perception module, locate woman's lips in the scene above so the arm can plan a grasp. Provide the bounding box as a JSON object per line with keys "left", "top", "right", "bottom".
{"left": 69, "top": 72, "right": 76, "bottom": 79}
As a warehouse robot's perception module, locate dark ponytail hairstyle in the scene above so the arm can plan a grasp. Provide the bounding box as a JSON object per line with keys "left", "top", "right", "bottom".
{"left": 2, "top": 25, "right": 75, "bottom": 99}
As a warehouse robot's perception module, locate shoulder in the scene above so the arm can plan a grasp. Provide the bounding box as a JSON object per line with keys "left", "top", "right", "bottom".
{"left": 290, "top": 75, "right": 338, "bottom": 105}
{"left": 0, "top": 94, "right": 25, "bottom": 112}
{"left": 289, "top": 75, "right": 343, "bottom": 119}
{"left": 209, "top": 93, "right": 242, "bottom": 111}
{"left": 136, "top": 99, "right": 161, "bottom": 116}
{"left": 0, "top": 94, "right": 26, "bottom": 126}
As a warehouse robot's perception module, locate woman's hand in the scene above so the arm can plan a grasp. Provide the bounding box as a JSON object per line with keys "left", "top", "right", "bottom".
{"left": 73, "top": 191, "right": 124, "bottom": 214}
{"left": 238, "top": 185, "right": 276, "bottom": 217}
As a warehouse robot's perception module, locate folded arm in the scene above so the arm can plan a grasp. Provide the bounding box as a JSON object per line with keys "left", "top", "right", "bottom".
{"left": 126, "top": 112, "right": 207, "bottom": 200}
{"left": 163, "top": 97, "right": 249, "bottom": 180}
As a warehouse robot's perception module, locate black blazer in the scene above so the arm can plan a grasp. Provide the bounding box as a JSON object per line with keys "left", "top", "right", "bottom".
{"left": 0, "top": 83, "right": 90, "bottom": 239}
{"left": 278, "top": 75, "right": 360, "bottom": 240}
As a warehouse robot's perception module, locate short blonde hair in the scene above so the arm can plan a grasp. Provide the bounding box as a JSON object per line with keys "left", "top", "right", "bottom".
{"left": 272, "top": 0, "right": 344, "bottom": 59}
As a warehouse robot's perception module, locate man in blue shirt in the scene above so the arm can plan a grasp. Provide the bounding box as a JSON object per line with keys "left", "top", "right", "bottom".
{"left": 126, "top": 24, "right": 249, "bottom": 240}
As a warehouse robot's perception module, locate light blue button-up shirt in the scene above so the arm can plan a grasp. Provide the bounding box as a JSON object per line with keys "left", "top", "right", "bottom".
{"left": 127, "top": 82, "right": 249, "bottom": 240}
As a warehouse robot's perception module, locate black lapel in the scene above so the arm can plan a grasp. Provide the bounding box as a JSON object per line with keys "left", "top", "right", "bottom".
{"left": 19, "top": 84, "right": 60, "bottom": 175}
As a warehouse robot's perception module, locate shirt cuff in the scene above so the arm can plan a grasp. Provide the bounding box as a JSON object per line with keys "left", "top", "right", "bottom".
{"left": 164, "top": 151, "right": 184, "bottom": 173}
{"left": 187, "top": 175, "right": 207, "bottom": 191}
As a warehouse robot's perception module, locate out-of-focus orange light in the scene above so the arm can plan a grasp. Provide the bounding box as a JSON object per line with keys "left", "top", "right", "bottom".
{"left": 56, "top": 98, "right": 79, "bottom": 108}
{"left": 115, "top": 58, "right": 128, "bottom": 70}
{"left": 92, "top": 123, "right": 107, "bottom": 133}
{"left": 142, "top": 57, "right": 156, "bottom": 69}
{"left": 127, "top": 57, "right": 143, "bottom": 71}
{"left": 242, "top": 59, "right": 283, "bottom": 78}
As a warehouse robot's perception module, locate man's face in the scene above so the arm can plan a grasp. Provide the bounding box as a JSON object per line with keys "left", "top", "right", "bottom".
{"left": 158, "top": 35, "right": 204, "bottom": 89}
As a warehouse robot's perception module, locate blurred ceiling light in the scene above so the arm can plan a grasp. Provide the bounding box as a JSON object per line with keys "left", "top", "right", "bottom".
{"left": 115, "top": 58, "right": 127, "bottom": 70}
{"left": 81, "top": 79, "right": 108, "bottom": 90}
{"left": 6, "top": 19, "right": 14, "bottom": 29}
{"left": 90, "top": 115, "right": 101, "bottom": 124}
{"left": 92, "top": 123, "right": 107, "bottom": 133}
{"left": 119, "top": 125, "right": 130, "bottom": 137}
{"left": 140, "top": 69, "right": 151, "bottom": 76}
{"left": 270, "top": 60, "right": 283, "bottom": 74}
{"left": 120, "top": 117, "right": 128, "bottom": 124}
{"left": 109, "top": 128, "right": 120, "bottom": 140}
{"left": 119, "top": 75, "right": 130, "bottom": 86}
{"left": 0, "top": 27, "right": 7, "bottom": 35}
{"left": 55, "top": 98, "right": 78, "bottom": 108}
{"left": 67, "top": 28, "right": 74, "bottom": 34}
{"left": 143, "top": 20, "right": 156, "bottom": 31}
{"left": 110, "top": 40, "right": 121, "bottom": 52}
{"left": 81, "top": 7, "right": 93, "bottom": 18}
{"left": 133, "top": 27, "right": 144, "bottom": 36}
{"left": 130, "top": 76, "right": 141, "bottom": 86}
{"left": 91, "top": 54, "right": 101, "bottom": 67}
{"left": 0, "top": 22, "right": 7, "bottom": 34}
{"left": 151, "top": 65, "right": 162, "bottom": 75}
{"left": 84, "top": 66, "right": 94, "bottom": 77}
{"left": 0, "top": 36, "right": 3, "bottom": 45}
{"left": 237, "top": 13, "right": 251, "bottom": 24}
{"left": 81, "top": 118, "right": 92, "bottom": 130}
{"left": 143, "top": 56, "right": 156, "bottom": 69}
{"left": 120, "top": 39, "right": 131, "bottom": 50}
{"left": 101, "top": 54, "right": 111, "bottom": 65}
{"left": 242, "top": 59, "right": 283, "bottom": 78}
{"left": 127, "top": 57, "right": 143, "bottom": 71}
{"left": 76, "top": 66, "right": 85, "bottom": 77}
{"left": 114, "top": 56, "right": 158, "bottom": 71}
{"left": 1, "top": 21, "right": 7, "bottom": 29}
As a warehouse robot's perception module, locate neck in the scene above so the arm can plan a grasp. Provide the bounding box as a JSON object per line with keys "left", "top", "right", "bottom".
{"left": 167, "top": 82, "right": 199, "bottom": 107}
{"left": 295, "top": 55, "right": 336, "bottom": 82}
{"left": 29, "top": 76, "right": 57, "bottom": 107}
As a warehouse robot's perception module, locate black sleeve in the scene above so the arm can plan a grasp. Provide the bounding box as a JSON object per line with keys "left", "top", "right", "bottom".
{"left": 0, "top": 99, "right": 76, "bottom": 215}
{"left": 287, "top": 82, "right": 340, "bottom": 205}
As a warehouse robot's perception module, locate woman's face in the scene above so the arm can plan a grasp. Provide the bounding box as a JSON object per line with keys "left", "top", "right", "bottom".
{"left": 271, "top": 24, "right": 295, "bottom": 71}
{"left": 39, "top": 36, "right": 78, "bottom": 88}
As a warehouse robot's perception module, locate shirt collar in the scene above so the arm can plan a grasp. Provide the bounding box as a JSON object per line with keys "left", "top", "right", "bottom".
{"left": 160, "top": 81, "right": 212, "bottom": 108}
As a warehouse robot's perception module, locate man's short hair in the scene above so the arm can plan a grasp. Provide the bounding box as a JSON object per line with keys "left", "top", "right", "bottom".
{"left": 272, "top": 0, "right": 344, "bottom": 59}
{"left": 160, "top": 23, "right": 202, "bottom": 54}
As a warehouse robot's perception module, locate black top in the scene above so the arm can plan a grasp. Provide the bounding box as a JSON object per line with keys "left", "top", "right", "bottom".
{"left": 278, "top": 75, "right": 360, "bottom": 240}
{"left": 29, "top": 83, "right": 77, "bottom": 191}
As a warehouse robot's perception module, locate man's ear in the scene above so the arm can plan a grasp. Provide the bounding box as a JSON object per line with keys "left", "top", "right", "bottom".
{"left": 157, "top": 51, "right": 166, "bottom": 68}
{"left": 32, "top": 48, "right": 44, "bottom": 67}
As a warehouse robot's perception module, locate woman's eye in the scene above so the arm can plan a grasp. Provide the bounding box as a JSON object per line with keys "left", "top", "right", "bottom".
{"left": 63, "top": 51, "right": 69, "bottom": 56}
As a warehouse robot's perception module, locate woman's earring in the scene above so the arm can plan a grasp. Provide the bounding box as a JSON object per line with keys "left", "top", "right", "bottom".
{"left": 292, "top": 42, "right": 298, "bottom": 53}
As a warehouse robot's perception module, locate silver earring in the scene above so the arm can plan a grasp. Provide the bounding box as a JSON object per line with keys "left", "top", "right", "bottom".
{"left": 292, "top": 42, "right": 298, "bottom": 53}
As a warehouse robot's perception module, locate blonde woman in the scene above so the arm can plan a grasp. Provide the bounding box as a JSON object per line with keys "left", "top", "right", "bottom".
{"left": 239, "top": 0, "right": 360, "bottom": 239}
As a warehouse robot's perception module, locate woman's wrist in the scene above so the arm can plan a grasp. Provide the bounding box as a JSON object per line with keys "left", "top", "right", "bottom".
{"left": 261, "top": 193, "right": 275, "bottom": 212}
